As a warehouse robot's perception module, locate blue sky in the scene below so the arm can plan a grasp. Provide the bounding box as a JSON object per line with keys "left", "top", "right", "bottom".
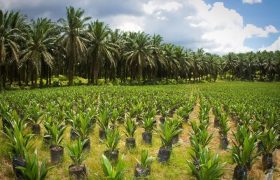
{"left": 1, "top": 0, "right": 279, "bottom": 54}
{"left": 205, "top": 0, "right": 280, "bottom": 50}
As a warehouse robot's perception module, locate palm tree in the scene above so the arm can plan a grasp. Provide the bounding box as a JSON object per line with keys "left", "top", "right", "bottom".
{"left": 163, "top": 44, "right": 180, "bottom": 79}
{"left": 190, "top": 49, "right": 203, "bottom": 81}
{"left": 87, "top": 20, "right": 118, "bottom": 84}
{"left": 256, "top": 51, "right": 266, "bottom": 81}
{"left": 21, "top": 18, "right": 58, "bottom": 87}
{"left": 0, "top": 10, "right": 26, "bottom": 88}
{"left": 224, "top": 53, "right": 238, "bottom": 80}
{"left": 151, "top": 34, "right": 166, "bottom": 80}
{"left": 205, "top": 53, "right": 219, "bottom": 81}
{"left": 124, "top": 32, "right": 154, "bottom": 81}
{"left": 274, "top": 50, "right": 280, "bottom": 80}
{"left": 60, "top": 6, "right": 90, "bottom": 85}
{"left": 174, "top": 46, "right": 189, "bottom": 79}
{"left": 264, "top": 56, "right": 276, "bottom": 81}
{"left": 110, "top": 29, "right": 126, "bottom": 81}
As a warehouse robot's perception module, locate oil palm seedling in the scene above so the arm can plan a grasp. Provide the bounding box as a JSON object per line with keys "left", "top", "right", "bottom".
{"left": 43, "top": 117, "right": 54, "bottom": 145}
{"left": 104, "top": 128, "right": 121, "bottom": 161}
{"left": 76, "top": 114, "right": 91, "bottom": 151}
{"left": 159, "top": 106, "right": 169, "bottom": 124}
{"left": 26, "top": 102, "right": 44, "bottom": 134}
{"left": 0, "top": 103, "right": 12, "bottom": 133}
{"left": 86, "top": 107, "right": 97, "bottom": 129}
{"left": 142, "top": 117, "right": 156, "bottom": 144}
{"left": 110, "top": 108, "right": 119, "bottom": 129}
{"left": 97, "top": 108, "right": 111, "bottom": 140}
{"left": 218, "top": 112, "right": 230, "bottom": 149}
{"left": 134, "top": 150, "right": 154, "bottom": 177}
{"left": 170, "top": 116, "right": 183, "bottom": 144}
{"left": 68, "top": 138, "right": 87, "bottom": 179}
{"left": 189, "top": 121, "right": 212, "bottom": 149}
{"left": 187, "top": 146, "right": 224, "bottom": 180}
{"left": 259, "top": 128, "right": 279, "bottom": 171}
{"left": 17, "top": 151, "right": 51, "bottom": 180}
{"left": 232, "top": 126, "right": 258, "bottom": 180}
{"left": 157, "top": 120, "right": 182, "bottom": 162}
{"left": 213, "top": 106, "right": 222, "bottom": 127}
{"left": 4, "top": 111, "right": 33, "bottom": 179}
{"left": 124, "top": 116, "right": 137, "bottom": 149}
{"left": 101, "top": 154, "right": 126, "bottom": 180}
{"left": 44, "top": 119, "right": 66, "bottom": 164}
{"left": 176, "top": 100, "right": 194, "bottom": 122}
{"left": 130, "top": 102, "right": 144, "bottom": 122}
{"left": 68, "top": 114, "right": 81, "bottom": 140}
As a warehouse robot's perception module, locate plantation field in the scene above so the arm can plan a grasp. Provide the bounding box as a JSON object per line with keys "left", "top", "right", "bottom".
{"left": 0, "top": 82, "right": 280, "bottom": 180}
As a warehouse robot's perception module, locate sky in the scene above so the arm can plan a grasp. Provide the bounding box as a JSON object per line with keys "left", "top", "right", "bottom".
{"left": 0, "top": 0, "right": 279, "bottom": 54}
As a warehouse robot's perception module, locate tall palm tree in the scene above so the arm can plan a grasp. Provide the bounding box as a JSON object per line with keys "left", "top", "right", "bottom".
{"left": 87, "top": 20, "right": 118, "bottom": 84}
{"left": 224, "top": 53, "right": 238, "bottom": 80}
{"left": 174, "top": 46, "right": 189, "bottom": 79}
{"left": 110, "top": 29, "right": 126, "bottom": 81}
{"left": 21, "top": 18, "right": 58, "bottom": 87}
{"left": 256, "top": 51, "right": 266, "bottom": 81}
{"left": 151, "top": 34, "right": 166, "bottom": 80}
{"left": 124, "top": 32, "right": 154, "bottom": 81}
{"left": 60, "top": 6, "right": 90, "bottom": 85}
{"left": 190, "top": 49, "right": 203, "bottom": 81}
{"left": 264, "top": 56, "right": 276, "bottom": 81}
{"left": 163, "top": 44, "right": 180, "bottom": 79}
{"left": 0, "top": 10, "right": 25, "bottom": 88}
{"left": 274, "top": 50, "right": 280, "bottom": 80}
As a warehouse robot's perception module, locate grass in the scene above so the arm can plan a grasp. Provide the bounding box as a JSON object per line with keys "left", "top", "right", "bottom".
{"left": 0, "top": 81, "right": 280, "bottom": 179}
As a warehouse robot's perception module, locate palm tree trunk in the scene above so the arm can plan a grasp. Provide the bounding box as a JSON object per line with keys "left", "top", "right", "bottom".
{"left": 3, "top": 65, "right": 7, "bottom": 88}
{"left": 40, "top": 60, "right": 44, "bottom": 88}
{"left": 93, "top": 55, "right": 100, "bottom": 85}
{"left": 68, "top": 55, "right": 74, "bottom": 86}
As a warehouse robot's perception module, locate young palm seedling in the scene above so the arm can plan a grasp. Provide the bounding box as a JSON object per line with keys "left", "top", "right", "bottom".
{"left": 218, "top": 112, "right": 230, "bottom": 149}
{"left": 213, "top": 106, "right": 222, "bottom": 128}
{"left": 157, "top": 120, "right": 182, "bottom": 162}
{"left": 44, "top": 119, "right": 66, "bottom": 164}
{"left": 189, "top": 121, "right": 212, "bottom": 149}
{"left": 142, "top": 117, "right": 156, "bottom": 144}
{"left": 170, "top": 116, "right": 183, "bottom": 144}
{"left": 134, "top": 150, "right": 154, "bottom": 177}
{"left": 111, "top": 108, "right": 119, "bottom": 129}
{"left": 69, "top": 115, "right": 80, "bottom": 140}
{"left": 0, "top": 103, "right": 12, "bottom": 133}
{"left": 259, "top": 128, "right": 279, "bottom": 171}
{"left": 17, "top": 151, "right": 51, "bottom": 180}
{"left": 97, "top": 108, "right": 110, "bottom": 140}
{"left": 68, "top": 138, "right": 87, "bottom": 179}
{"left": 26, "top": 102, "right": 43, "bottom": 134}
{"left": 124, "top": 116, "right": 137, "bottom": 149}
{"left": 160, "top": 106, "right": 169, "bottom": 124}
{"left": 101, "top": 154, "right": 126, "bottom": 180}
{"left": 76, "top": 114, "right": 91, "bottom": 151}
{"left": 104, "top": 128, "right": 121, "bottom": 161}
{"left": 176, "top": 100, "right": 194, "bottom": 122}
{"left": 232, "top": 126, "right": 258, "bottom": 180}
{"left": 4, "top": 111, "right": 33, "bottom": 179}
{"left": 187, "top": 146, "right": 224, "bottom": 180}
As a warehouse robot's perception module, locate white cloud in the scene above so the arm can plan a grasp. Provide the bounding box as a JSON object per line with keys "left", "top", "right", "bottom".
{"left": 107, "top": 15, "right": 144, "bottom": 32}
{"left": 260, "top": 36, "right": 280, "bottom": 51}
{"left": 143, "top": 1, "right": 183, "bottom": 14}
{"left": 244, "top": 24, "right": 278, "bottom": 38}
{"left": 242, "top": 0, "right": 262, "bottom": 4}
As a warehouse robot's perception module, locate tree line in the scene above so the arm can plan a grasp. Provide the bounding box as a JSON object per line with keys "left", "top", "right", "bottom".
{"left": 1, "top": 7, "right": 280, "bottom": 89}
